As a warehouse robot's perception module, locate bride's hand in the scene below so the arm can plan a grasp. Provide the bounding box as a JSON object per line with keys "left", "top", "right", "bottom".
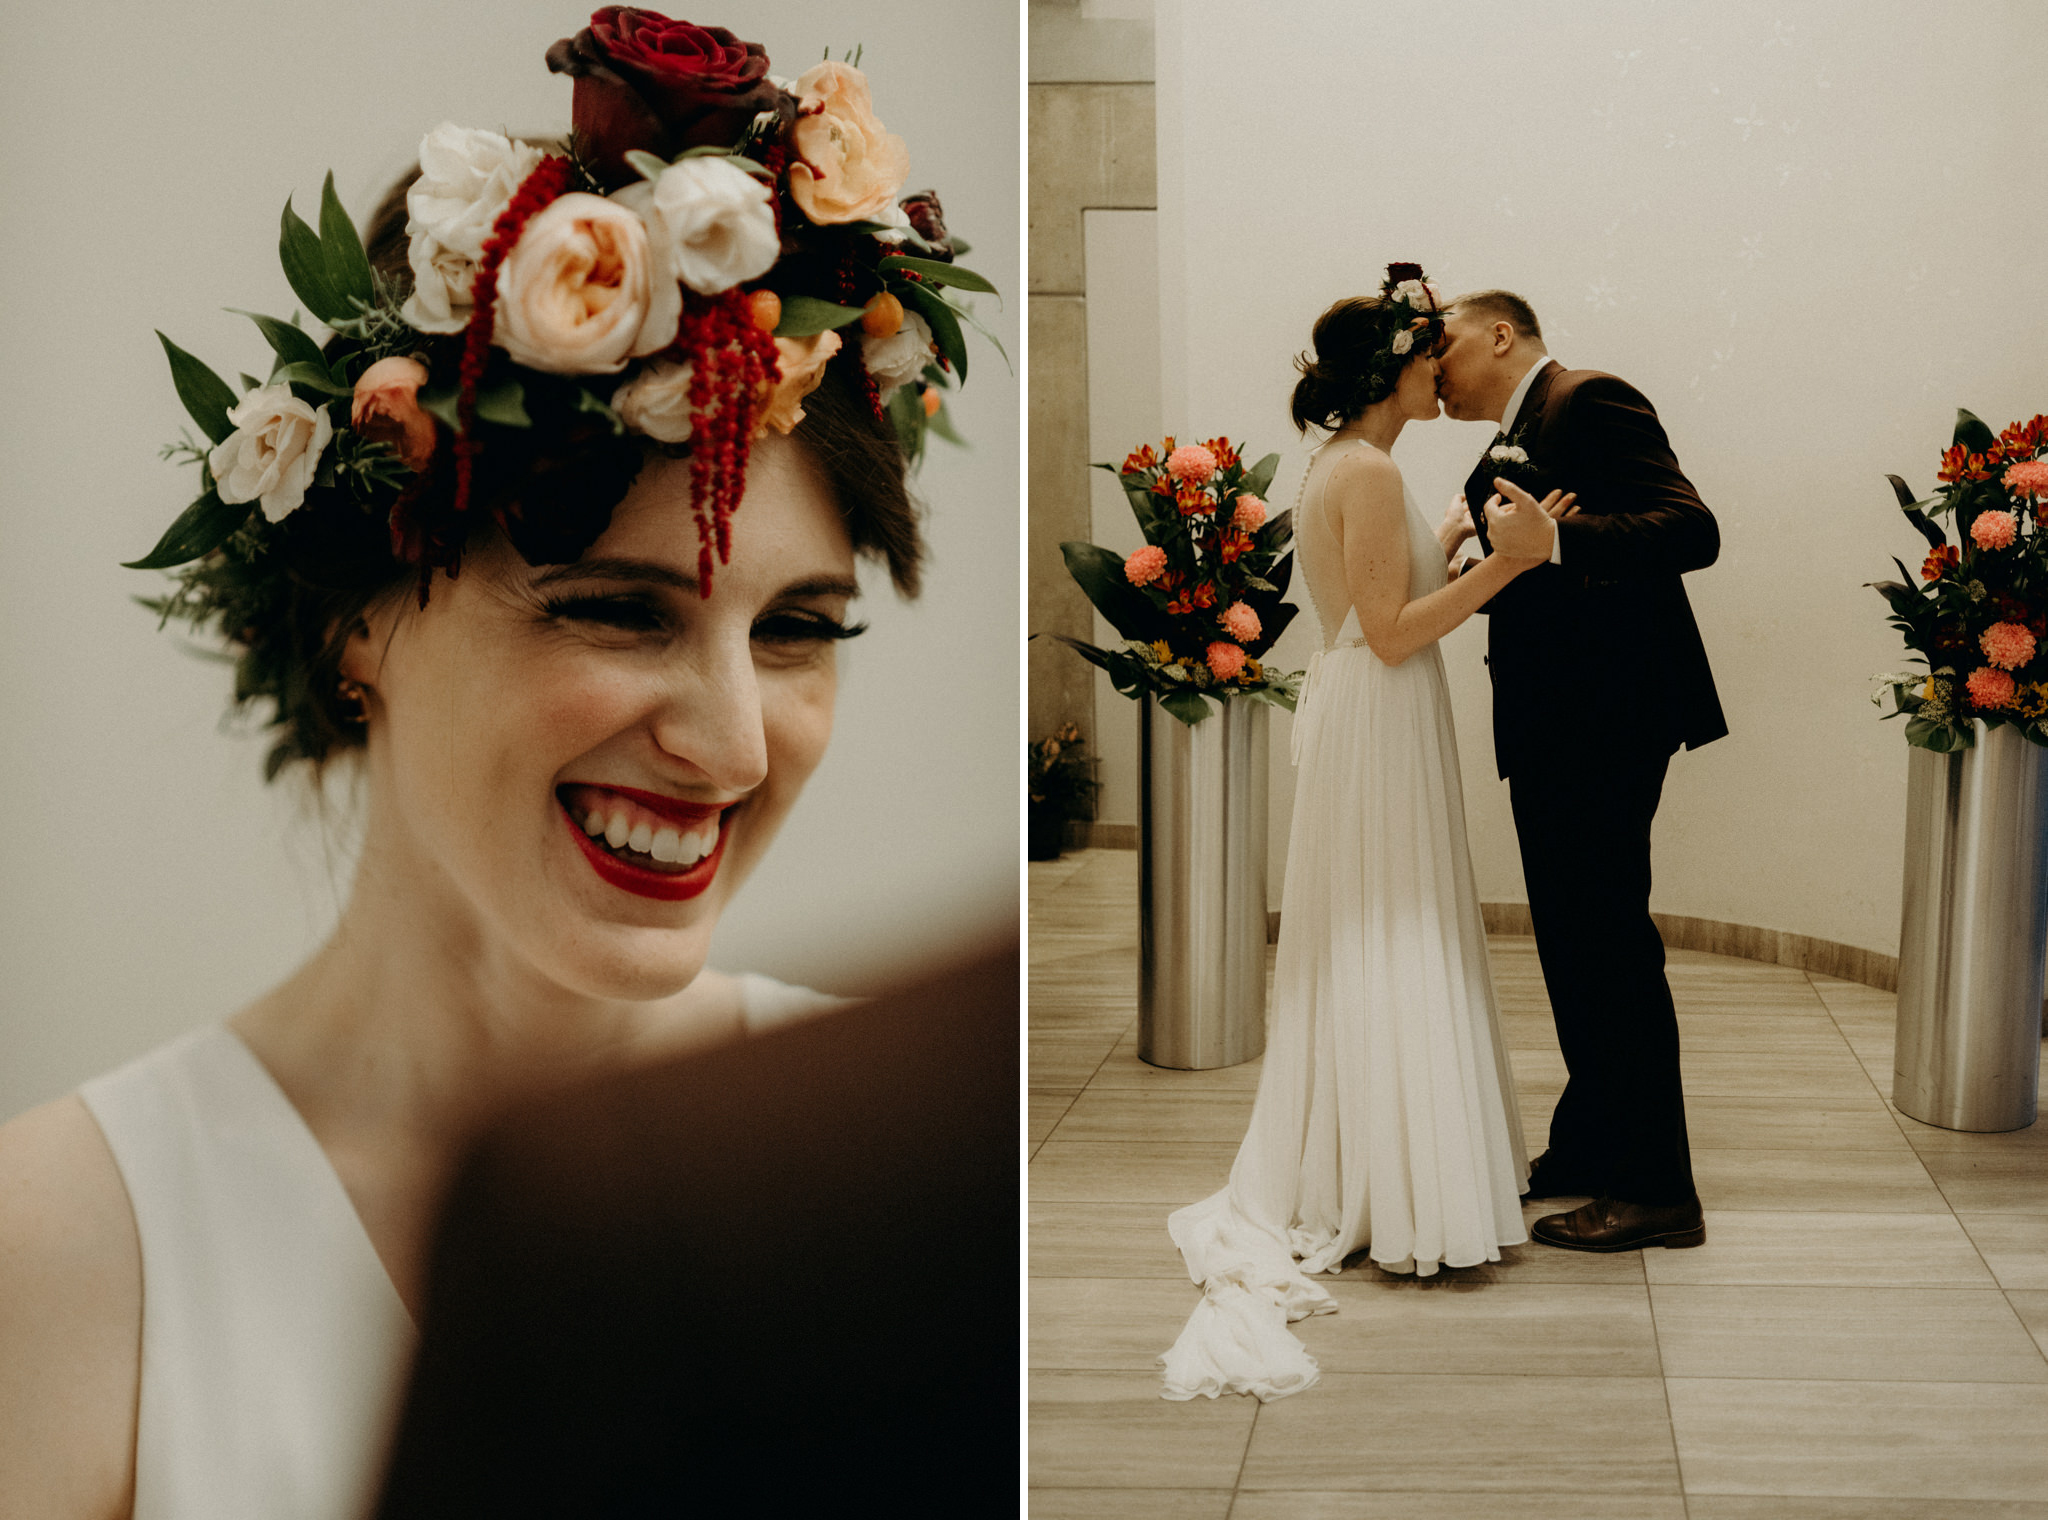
{"left": 1485, "top": 479, "right": 1578, "bottom": 564}
{"left": 1437, "top": 492, "right": 1476, "bottom": 557}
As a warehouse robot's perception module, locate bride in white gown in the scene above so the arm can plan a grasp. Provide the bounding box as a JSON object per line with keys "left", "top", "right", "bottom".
{"left": 1161, "top": 276, "right": 1579, "bottom": 1402}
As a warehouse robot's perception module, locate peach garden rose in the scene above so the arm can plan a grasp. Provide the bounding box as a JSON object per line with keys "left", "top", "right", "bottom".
{"left": 787, "top": 62, "right": 909, "bottom": 225}
{"left": 494, "top": 192, "right": 664, "bottom": 373}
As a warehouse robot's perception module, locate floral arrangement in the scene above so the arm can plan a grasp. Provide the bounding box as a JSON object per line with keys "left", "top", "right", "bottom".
{"left": 1049, "top": 436, "right": 1300, "bottom": 725}
{"left": 1871, "top": 407, "right": 2048, "bottom": 751}
{"left": 1356, "top": 262, "right": 1447, "bottom": 407}
{"left": 127, "top": 8, "right": 1000, "bottom": 601}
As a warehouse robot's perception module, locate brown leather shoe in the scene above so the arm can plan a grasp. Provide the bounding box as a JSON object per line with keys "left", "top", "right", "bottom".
{"left": 1530, "top": 1196, "right": 1705, "bottom": 1252}
{"left": 1520, "top": 1150, "right": 1605, "bottom": 1201}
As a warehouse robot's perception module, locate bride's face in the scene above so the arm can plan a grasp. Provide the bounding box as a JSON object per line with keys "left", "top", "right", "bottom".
{"left": 345, "top": 434, "right": 858, "bottom": 1000}
{"left": 1395, "top": 352, "right": 1443, "bottom": 422}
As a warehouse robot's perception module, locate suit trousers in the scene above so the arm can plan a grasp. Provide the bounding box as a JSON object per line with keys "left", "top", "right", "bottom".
{"left": 1508, "top": 744, "right": 1697, "bottom": 1206}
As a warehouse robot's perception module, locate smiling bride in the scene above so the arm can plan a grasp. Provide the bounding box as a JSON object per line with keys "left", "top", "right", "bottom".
{"left": 0, "top": 10, "right": 999, "bottom": 1517}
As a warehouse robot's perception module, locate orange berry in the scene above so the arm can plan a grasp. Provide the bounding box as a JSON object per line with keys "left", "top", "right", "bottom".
{"left": 862, "top": 291, "right": 904, "bottom": 339}
{"left": 747, "top": 289, "right": 781, "bottom": 333}
{"left": 921, "top": 386, "right": 941, "bottom": 417}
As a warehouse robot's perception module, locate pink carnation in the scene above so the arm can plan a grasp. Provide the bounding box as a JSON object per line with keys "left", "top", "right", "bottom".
{"left": 1205, "top": 641, "right": 1246, "bottom": 681}
{"left": 1232, "top": 493, "right": 1267, "bottom": 531}
{"left": 1981, "top": 620, "right": 2037, "bottom": 671}
{"left": 1220, "top": 600, "right": 1261, "bottom": 643}
{"left": 2003, "top": 459, "right": 2048, "bottom": 497}
{"left": 1166, "top": 444, "right": 1218, "bottom": 485}
{"left": 1971, "top": 510, "right": 2018, "bottom": 550}
{"left": 1966, "top": 666, "right": 2016, "bottom": 709}
{"left": 1124, "top": 545, "right": 1167, "bottom": 586}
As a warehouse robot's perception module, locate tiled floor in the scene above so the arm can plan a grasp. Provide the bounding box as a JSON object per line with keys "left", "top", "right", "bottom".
{"left": 1029, "top": 849, "right": 2048, "bottom": 1519}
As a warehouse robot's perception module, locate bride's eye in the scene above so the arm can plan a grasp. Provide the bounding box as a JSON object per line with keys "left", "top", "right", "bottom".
{"left": 540, "top": 593, "right": 668, "bottom": 633}
{"left": 753, "top": 610, "right": 866, "bottom": 646}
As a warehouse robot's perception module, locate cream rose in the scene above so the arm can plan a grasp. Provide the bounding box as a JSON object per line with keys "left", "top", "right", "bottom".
{"left": 494, "top": 193, "right": 666, "bottom": 374}
{"left": 759, "top": 330, "right": 842, "bottom": 434}
{"left": 401, "top": 124, "right": 546, "bottom": 334}
{"left": 862, "top": 310, "right": 934, "bottom": 394}
{"left": 612, "top": 358, "right": 696, "bottom": 443}
{"left": 615, "top": 156, "right": 779, "bottom": 303}
{"left": 208, "top": 383, "right": 334, "bottom": 523}
{"left": 1390, "top": 328, "right": 1414, "bottom": 355}
{"left": 787, "top": 62, "right": 910, "bottom": 225}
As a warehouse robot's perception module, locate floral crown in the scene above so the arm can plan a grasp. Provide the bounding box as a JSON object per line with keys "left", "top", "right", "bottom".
{"left": 1352, "top": 261, "right": 1445, "bottom": 407}
{"left": 126, "top": 8, "right": 1000, "bottom": 601}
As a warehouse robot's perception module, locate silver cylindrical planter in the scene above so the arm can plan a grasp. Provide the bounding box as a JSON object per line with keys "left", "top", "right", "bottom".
{"left": 1895, "top": 719, "right": 2048, "bottom": 1132}
{"left": 1138, "top": 694, "right": 1269, "bottom": 1070}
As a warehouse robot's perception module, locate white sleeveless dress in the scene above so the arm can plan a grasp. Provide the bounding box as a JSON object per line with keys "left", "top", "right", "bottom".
{"left": 78, "top": 973, "right": 846, "bottom": 1520}
{"left": 1159, "top": 439, "right": 1529, "bottom": 1403}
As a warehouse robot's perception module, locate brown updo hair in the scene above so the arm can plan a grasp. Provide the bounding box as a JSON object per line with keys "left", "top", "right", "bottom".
{"left": 1289, "top": 294, "right": 1416, "bottom": 434}
{"left": 172, "top": 159, "right": 923, "bottom": 780}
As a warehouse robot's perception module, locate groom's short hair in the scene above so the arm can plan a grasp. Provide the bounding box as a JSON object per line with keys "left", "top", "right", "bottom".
{"left": 1451, "top": 290, "right": 1543, "bottom": 345}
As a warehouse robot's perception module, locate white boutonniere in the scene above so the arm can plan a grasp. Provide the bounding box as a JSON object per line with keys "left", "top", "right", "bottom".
{"left": 1488, "top": 443, "right": 1529, "bottom": 465}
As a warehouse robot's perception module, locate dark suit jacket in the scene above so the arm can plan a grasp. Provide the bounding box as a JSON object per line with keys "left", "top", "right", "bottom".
{"left": 373, "top": 940, "right": 1019, "bottom": 1519}
{"left": 1463, "top": 360, "right": 1727, "bottom": 778}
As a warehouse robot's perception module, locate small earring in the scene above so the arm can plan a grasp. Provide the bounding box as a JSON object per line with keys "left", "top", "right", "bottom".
{"left": 338, "top": 678, "right": 368, "bottom": 723}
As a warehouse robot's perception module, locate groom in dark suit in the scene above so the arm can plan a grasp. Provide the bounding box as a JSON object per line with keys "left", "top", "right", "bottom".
{"left": 1435, "top": 289, "right": 1726, "bottom": 1253}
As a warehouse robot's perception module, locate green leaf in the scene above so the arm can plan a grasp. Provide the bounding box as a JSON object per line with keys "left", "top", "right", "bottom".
{"left": 925, "top": 398, "right": 966, "bottom": 445}
{"left": 121, "top": 490, "right": 249, "bottom": 569}
{"left": 317, "top": 171, "right": 374, "bottom": 313}
{"left": 946, "top": 292, "right": 1012, "bottom": 372}
{"left": 238, "top": 373, "right": 262, "bottom": 394}
{"left": 1241, "top": 683, "right": 1298, "bottom": 714}
{"left": 1953, "top": 408, "right": 1996, "bottom": 454}
{"left": 1243, "top": 452, "right": 1281, "bottom": 498}
{"left": 418, "top": 383, "right": 459, "bottom": 431}
{"left": 774, "top": 295, "right": 868, "bottom": 338}
{"left": 280, "top": 194, "right": 348, "bottom": 325}
{"left": 1059, "top": 540, "right": 1171, "bottom": 642}
{"left": 675, "top": 144, "right": 774, "bottom": 177}
{"left": 474, "top": 377, "right": 532, "bottom": 427}
{"left": 625, "top": 149, "right": 670, "bottom": 183}
{"left": 1242, "top": 574, "right": 1278, "bottom": 594}
{"left": 156, "top": 332, "right": 239, "bottom": 445}
{"left": 886, "top": 383, "right": 927, "bottom": 465}
{"left": 899, "top": 281, "right": 968, "bottom": 382}
{"left": 879, "top": 254, "right": 1000, "bottom": 296}
{"left": 573, "top": 386, "right": 623, "bottom": 435}
{"left": 230, "top": 308, "right": 327, "bottom": 372}
{"left": 1159, "top": 688, "right": 1213, "bottom": 726}
{"left": 273, "top": 360, "right": 350, "bottom": 396}
{"left": 1039, "top": 632, "right": 1114, "bottom": 673}
{"left": 1906, "top": 715, "right": 1973, "bottom": 752}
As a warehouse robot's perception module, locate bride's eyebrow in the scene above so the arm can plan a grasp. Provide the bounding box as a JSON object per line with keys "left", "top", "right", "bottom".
{"left": 533, "top": 558, "right": 697, "bottom": 593}
{"left": 775, "top": 574, "right": 861, "bottom": 601}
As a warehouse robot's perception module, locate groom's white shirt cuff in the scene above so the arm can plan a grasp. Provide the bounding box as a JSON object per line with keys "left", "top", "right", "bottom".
{"left": 1491, "top": 358, "right": 1561, "bottom": 564}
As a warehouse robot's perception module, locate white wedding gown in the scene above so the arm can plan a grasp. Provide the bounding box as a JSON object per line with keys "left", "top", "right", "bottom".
{"left": 1160, "top": 439, "right": 1529, "bottom": 1402}
{"left": 77, "top": 973, "right": 846, "bottom": 1520}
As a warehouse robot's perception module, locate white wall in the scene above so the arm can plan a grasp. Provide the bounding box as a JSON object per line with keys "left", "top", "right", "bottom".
{"left": 0, "top": 1, "right": 1019, "bottom": 1121}
{"left": 1148, "top": 0, "right": 2047, "bottom": 946}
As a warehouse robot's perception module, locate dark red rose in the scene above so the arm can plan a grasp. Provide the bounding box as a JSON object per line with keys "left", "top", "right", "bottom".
{"left": 545, "top": 8, "right": 782, "bottom": 188}
{"left": 898, "top": 189, "right": 954, "bottom": 260}
{"left": 1385, "top": 261, "right": 1424, "bottom": 284}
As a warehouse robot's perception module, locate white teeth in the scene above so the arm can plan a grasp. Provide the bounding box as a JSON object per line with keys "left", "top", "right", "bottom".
{"left": 628, "top": 821, "right": 654, "bottom": 855}
{"left": 582, "top": 810, "right": 606, "bottom": 836}
{"left": 678, "top": 824, "right": 717, "bottom": 865}
{"left": 604, "top": 812, "right": 631, "bottom": 849}
{"left": 650, "top": 827, "right": 681, "bottom": 864}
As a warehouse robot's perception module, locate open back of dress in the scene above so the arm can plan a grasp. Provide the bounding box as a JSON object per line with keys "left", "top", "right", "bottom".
{"left": 1160, "top": 440, "right": 1529, "bottom": 1403}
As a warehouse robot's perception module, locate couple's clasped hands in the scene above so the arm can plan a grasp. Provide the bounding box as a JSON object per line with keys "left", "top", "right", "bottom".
{"left": 1440, "top": 477, "right": 1579, "bottom": 577}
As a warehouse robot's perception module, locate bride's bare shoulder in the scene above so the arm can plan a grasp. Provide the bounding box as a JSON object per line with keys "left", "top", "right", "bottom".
{"left": 0, "top": 1095, "right": 139, "bottom": 1518}
{"left": 1322, "top": 444, "right": 1405, "bottom": 520}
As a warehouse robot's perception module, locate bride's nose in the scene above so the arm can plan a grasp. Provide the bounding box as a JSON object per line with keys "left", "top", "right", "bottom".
{"left": 650, "top": 638, "right": 770, "bottom": 795}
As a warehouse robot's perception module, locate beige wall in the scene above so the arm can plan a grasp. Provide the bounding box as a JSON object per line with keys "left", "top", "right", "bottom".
{"left": 1027, "top": 4, "right": 1157, "bottom": 761}
{"left": 1152, "top": 0, "right": 2048, "bottom": 955}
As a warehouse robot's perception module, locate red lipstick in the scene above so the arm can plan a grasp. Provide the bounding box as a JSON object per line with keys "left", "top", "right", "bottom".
{"left": 558, "top": 792, "right": 733, "bottom": 902}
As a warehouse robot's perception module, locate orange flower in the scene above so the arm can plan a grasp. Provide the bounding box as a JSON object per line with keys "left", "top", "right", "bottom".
{"left": 350, "top": 356, "right": 436, "bottom": 471}
{"left": 1122, "top": 443, "right": 1158, "bottom": 474}
{"left": 1175, "top": 481, "right": 1212, "bottom": 517}
{"left": 759, "top": 330, "right": 842, "bottom": 434}
{"left": 1199, "top": 436, "right": 1242, "bottom": 472}
{"left": 1921, "top": 544, "right": 1959, "bottom": 581}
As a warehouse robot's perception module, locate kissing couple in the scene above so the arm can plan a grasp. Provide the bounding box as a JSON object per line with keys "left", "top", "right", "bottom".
{"left": 1160, "top": 265, "right": 1727, "bottom": 1401}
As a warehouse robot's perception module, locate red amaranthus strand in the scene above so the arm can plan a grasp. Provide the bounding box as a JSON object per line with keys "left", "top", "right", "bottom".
{"left": 833, "top": 250, "right": 887, "bottom": 426}
{"left": 673, "top": 287, "right": 779, "bottom": 593}
{"left": 454, "top": 156, "right": 577, "bottom": 523}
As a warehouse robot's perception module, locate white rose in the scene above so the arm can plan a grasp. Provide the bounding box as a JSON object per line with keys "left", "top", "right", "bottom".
{"left": 612, "top": 359, "right": 695, "bottom": 443}
{"left": 862, "top": 310, "right": 934, "bottom": 394}
{"left": 613, "top": 156, "right": 778, "bottom": 304}
{"left": 494, "top": 193, "right": 661, "bottom": 374}
{"left": 1390, "top": 328, "right": 1414, "bottom": 355}
{"left": 1488, "top": 443, "right": 1529, "bottom": 464}
{"left": 207, "top": 384, "right": 334, "bottom": 523}
{"left": 1392, "top": 278, "right": 1427, "bottom": 308}
{"left": 400, "top": 123, "right": 546, "bottom": 334}
{"left": 868, "top": 201, "right": 915, "bottom": 246}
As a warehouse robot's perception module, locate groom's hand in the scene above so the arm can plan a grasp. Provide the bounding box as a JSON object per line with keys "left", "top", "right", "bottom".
{"left": 1485, "top": 478, "right": 1576, "bottom": 560}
